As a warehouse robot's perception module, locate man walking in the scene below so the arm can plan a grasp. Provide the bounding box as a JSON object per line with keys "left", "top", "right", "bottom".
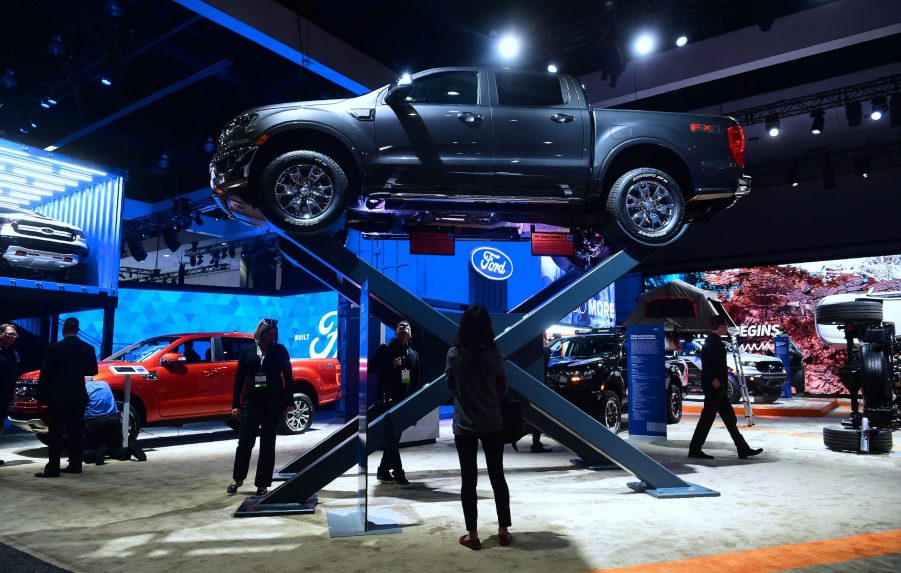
{"left": 373, "top": 320, "right": 421, "bottom": 487}
{"left": 35, "top": 317, "right": 99, "bottom": 478}
{"left": 0, "top": 323, "right": 21, "bottom": 466}
{"left": 688, "top": 314, "right": 763, "bottom": 460}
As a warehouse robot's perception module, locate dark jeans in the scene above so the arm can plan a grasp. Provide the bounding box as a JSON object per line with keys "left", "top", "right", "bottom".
{"left": 689, "top": 382, "right": 750, "bottom": 453}
{"left": 84, "top": 415, "right": 130, "bottom": 461}
{"left": 46, "top": 403, "right": 85, "bottom": 473}
{"left": 232, "top": 400, "right": 283, "bottom": 487}
{"left": 379, "top": 436, "right": 403, "bottom": 474}
{"left": 454, "top": 431, "right": 511, "bottom": 532}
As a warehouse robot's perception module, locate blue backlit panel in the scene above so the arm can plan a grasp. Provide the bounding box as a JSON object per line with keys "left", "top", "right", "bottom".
{"left": 62, "top": 288, "right": 338, "bottom": 360}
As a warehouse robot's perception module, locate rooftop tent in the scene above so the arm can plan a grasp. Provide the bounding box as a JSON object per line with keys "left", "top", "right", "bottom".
{"left": 624, "top": 279, "right": 734, "bottom": 333}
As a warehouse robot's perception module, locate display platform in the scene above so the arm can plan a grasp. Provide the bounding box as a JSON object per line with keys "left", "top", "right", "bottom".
{"left": 683, "top": 396, "right": 840, "bottom": 417}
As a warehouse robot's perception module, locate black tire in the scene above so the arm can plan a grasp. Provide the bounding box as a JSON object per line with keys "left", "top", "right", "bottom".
{"left": 726, "top": 376, "right": 741, "bottom": 404}
{"left": 258, "top": 150, "right": 348, "bottom": 235}
{"left": 815, "top": 300, "right": 883, "bottom": 326}
{"left": 823, "top": 425, "right": 893, "bottom": 453}
{"left": 606, "top": 168, "right": 685, "bottom": 246}
{"left": 860, "top": 343, "right": 893, "bottom": 407}
{"left": 597, "top": 390, "right": 622, "bottom": 433}
{"left": 552, "top": 227, "right": 613, "bottom": 271}
{"left": 667, "top": 384, "right": 683, "bottom": 424}
{"left": 116, "top": 400, "right": 141, "bottom": 442}
{"left": 279, "top": 393, "right": 315, "bottom": 435}
{"left": 36, "top": 433, "right": 51, "bottom": 446}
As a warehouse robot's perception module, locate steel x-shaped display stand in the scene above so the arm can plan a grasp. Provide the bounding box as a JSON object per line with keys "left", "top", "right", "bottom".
{"left": 234, "top": 236, "right": 718, "bottom": 517}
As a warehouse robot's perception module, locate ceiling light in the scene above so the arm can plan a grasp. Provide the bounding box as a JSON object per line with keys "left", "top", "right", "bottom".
{"left": 633, "top": 33, "right": 656, "bottom": 56}
{"left": 40, "top": 100, "right": 51, "bottom": 109}
{"left": 845, "top": 101, "right": 862, "bottom": 127}
{"left": 853, "top": 156, "right": 870, "bottom": 178}
{"left": 810, "top": 110, "right": 825, "bottom": 135}
{"left": 202, "top": 137, "right": 216, "bottom": 153}
{"left": 46, "top": 97, "right": 57, "bottom": 106}
{"left": 100, "top": 77, "right": 113, "bottom": 87}
{"left": 157, "top": 153, "right": 170, "bottom": 170}
{"left": 46, "top": 34, "right": 65, "bottom": 57}
{"left": 162, "top": 227, "right": 181, "bottom": 252}
{"left": 0, "top": 69, "right": 16, "bottom": 89}
{"left": 870, "top": 96, "right": 887, "bottom": 121}
{"left": 675, "top": 36, "right": 688, "bottom": 47}
{"left": 127, "top": 237, "right": 148, "bottom": 262}
{"left": 497, "top": 35, "right": 521, "bottom": 60}
{"left": 547, "top": 64, "right": 558, "bottom": 73}
{"left": 789, "top": 169, "right": 799, "bottom": 188}
{"left": 765, "top": 115, "right": 780, "bottom": 137}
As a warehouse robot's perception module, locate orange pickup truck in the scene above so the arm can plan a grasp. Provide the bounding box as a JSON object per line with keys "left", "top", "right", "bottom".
{"left": 9, "top": 332, "right": 341, "bottom": 443}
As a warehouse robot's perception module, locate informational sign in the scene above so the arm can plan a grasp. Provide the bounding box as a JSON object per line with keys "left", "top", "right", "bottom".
{"left": 410, "top": 231, "right": 455, "bottom": 255}
{"left": 626, "top": 325, "right": 667, "bottom": 438}
{"left": 531, "top": 232, "right": 574, "bottom": 256}
{"left": 470, "top": 246, "right": 513, "bottom": 281}
{"left": 773, "top": 334, "right": 793, "bottom": 400}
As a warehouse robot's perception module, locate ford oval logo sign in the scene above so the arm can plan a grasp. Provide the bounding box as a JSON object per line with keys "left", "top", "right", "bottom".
{"left": 471, "top": 247, "right": 513, "bottom": 281}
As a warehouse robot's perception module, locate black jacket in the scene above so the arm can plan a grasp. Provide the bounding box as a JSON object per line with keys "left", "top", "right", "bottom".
{"left": 232, "top": 342, "right": 293, "bottom": 408}
{"left": 445, "top": 345, "right": 507, "bottom": 436}
{"left": 373, "top": 338, "right": 421, "bottom": 406}
{"left": 700, "top": 330, "right": 728, "bottom": 389}
{"left": 0, "top": 346, "right": 21, "bottom": 398}
{"left": 37, "top": 336, "right": 99, "bottom": 407}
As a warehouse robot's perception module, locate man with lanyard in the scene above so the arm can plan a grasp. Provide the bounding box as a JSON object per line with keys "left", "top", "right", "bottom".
{"left": 373, "top": 320, "right": 421, "bottom": 487}
{"left": 0, "top": 323, "right": 21, "bottom": 466}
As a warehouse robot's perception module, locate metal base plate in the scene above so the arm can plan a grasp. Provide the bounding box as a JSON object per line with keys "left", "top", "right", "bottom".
{"left": 234, "top": 494, "right": 318, "bottom": 517}
{"left": 627, "top": 481, "right": 720, "bottom": 498}
{"left": 272, "top": 472, "right": 297, "bottom": 482}
{"left": 570, "top": 457, "right": 620, "bottom": 471}
{"left": 327, "top": 508, "right": 402, "bottom": 538}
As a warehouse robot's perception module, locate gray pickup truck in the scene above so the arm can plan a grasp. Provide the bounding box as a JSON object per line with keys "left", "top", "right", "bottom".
{"left": 211, "top": 67, "right": 749, "bottom": 266}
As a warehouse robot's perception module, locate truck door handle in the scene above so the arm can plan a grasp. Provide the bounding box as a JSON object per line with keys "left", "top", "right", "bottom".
{"left": 551, "top": 113, "right": 574, "bottom": 123}
{"left": 457, "top": 112, "right": 483, "bottom": 124}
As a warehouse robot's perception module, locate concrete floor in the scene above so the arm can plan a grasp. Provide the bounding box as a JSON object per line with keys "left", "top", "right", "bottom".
{"left": 0, "top": 400, "right": 898, "bottom": 573}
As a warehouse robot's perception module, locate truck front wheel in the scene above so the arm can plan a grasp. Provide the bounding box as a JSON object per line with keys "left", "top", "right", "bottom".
{"left": 259, "top": 150, "right": 348, "bottom": 235}
{"left": 606, "top": 168, "right": 685, "bottom": 246}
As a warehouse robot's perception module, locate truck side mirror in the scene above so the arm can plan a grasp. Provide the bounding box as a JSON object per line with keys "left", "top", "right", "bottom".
{"left": 385, "top": 74, "right": 413, "bottom": 105}
{"left": 161, "top": 352, "right": 185, "bottom": 366}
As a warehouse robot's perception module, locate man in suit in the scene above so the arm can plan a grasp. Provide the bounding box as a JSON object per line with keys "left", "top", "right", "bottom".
{"left": 0, "top": 323, "right": 21, "bottom": 466}
{"left": 688, "top": 314, "right": 763, "bottom": 460}
{"left": 35, "top": 317, "right": 99, "bottom": 478}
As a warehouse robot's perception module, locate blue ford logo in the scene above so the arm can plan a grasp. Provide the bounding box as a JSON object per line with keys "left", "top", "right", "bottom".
{"left": 471, "top": 247, "right": 513, "bottom": 281}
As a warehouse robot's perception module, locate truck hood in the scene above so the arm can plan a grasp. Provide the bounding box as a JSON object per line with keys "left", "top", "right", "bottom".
{"left": 249, "top": 99, "right": 347, "bottom": 115}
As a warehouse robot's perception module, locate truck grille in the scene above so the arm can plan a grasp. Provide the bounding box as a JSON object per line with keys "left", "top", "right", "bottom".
{"left": 12, "top": 221, "right": 76, "bottom": 242}
{"left": 755, "top": 361, "right": 784, "bottom": 373}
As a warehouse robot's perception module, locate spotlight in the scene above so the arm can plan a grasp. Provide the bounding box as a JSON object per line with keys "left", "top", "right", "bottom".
{"left": 40, "top": 100, "right": 50, "bottom": 109}
{"left": 870, "top": 96, "right": 887, "bottom": 121}
{"left": 100, "top": 76, "right": 112, "bottom": 87}
{"left": 104, "top": 0, "right": 125, "bottom": 17}
{"left": 547, "top": 64, "right": 558, "bottom": 73}
{"left": 854, "top": 156, "right": 870, "bottom": 178}
{"left": 46, "top": 34, "right": 65, "bottom": 57}
{"left": 845, "top": 101, "right": 862, "bottom": 127}
{"left": 202, "top": 137, "right": 216, "bottom": 153}
{"left": 789, "top": 169, "right": 799, "bottom": 188}
{"left": 822, "top": 164, "right": 836, "bottom": 190}
{"left": 126, "top": 237, "right": 148, "bottom": 262}
{"left": 157, "top": 153, "right": 169, "bottom": 170}
{"left": 46, "top": 97, "right": 57, "bottom": 106}
{"left": 810, "top": 110, "right": 824, "bottom": 135}
{"left": 497, "top": 34, "right": 521, "bottom": 60}
{"left": 0, "top": 69, "right": 16, "bottom": 89}
{"left": 675, "top": 35, "right": 688, "bottom": 47}
{"left": 765, "top": 115, "right": 780, "bottom": 137}
{"left": 193, "top": 211, "right": 204, "bottom": 226}
{"left": 162, "top": 227, "right": 181, "bottom": 252}
{"left": 633, "top": 33, "right": 656, "bottom": 56}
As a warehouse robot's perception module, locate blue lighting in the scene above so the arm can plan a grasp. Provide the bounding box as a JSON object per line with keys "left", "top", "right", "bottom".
{"left": 47, "top": 98, "right": 58, "bottom": 106}
{"left": 40, "top": 101, "right": 51, "bottom": 109}
{"left": 173, "top": 0, "right": 370, "bottom": 95}
{"left": 101, "top": 77, "right": 112, "bottom": 86}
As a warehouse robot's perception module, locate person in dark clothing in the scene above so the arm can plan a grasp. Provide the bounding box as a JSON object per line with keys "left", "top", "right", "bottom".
{"left": 446, "top": 305, "right": 512, "bottom": 550}
{"left": 35, "top": 317, "right": 99, "bottom": 478}
{"left": 372, "top": 320, "right": 421, "bottom": 487}
{"left": 227, "top": 318, "right": 293, "bottom": 496}
{"left": 788, "top": 336, "right": 805, "bottom": 397}
{"left": 688, "top": 314, "right": 763, "bottom": 460}
{"left": 83, "top": 378, "right": 145, "bottom": 465}
{"left": 0, "top": 323, "right": 21, "bottom": 466}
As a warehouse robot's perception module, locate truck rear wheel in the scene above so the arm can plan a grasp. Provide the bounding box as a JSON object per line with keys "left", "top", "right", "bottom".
{"left": 259, "top": 150, "right": 348, "bottom": 235}
{"left": 815, "top": 300, "right": 883, "bottom": 325}
{"left": 606, "top": 168, "right": 685, "bottom": 246}
{"left": 280, "top": 393, "right": 315, "bottom": 435}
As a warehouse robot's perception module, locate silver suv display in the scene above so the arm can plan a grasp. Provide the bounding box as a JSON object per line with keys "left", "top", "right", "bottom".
{"left": 0, "top": 205, "right": 88, "bottom": 281}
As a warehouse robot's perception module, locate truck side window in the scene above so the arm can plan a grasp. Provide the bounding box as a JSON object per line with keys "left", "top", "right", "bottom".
{"left": 405, "top": 71, "right": 478, "bottom": 105}
{"left": 496, "top": 71, "right": 565, "bottom": 106}
{"left": 222, "top": 337, "right": 255, "bottom": 361}
{"left": 176, "top": 339, "right": 212, "bottom": 363}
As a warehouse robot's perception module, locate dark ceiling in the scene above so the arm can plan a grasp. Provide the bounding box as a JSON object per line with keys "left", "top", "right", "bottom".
{"left": 0, "top": 0, "right": 894, "bottom": 211}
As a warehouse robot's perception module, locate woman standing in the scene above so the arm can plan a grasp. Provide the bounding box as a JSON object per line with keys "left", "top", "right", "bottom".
{"left": 446, "top": 305, "right": 512, "bottom": 550}
{"left": 227, "top": 318, "right": 293, "bottom": 496}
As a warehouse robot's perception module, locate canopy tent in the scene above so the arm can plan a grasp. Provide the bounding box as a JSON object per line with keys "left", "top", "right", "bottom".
{"left": 624, "top": 279, "right": 735, "bottom": 334}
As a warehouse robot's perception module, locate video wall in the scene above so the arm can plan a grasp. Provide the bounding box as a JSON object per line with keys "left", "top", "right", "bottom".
{"left": 62, "top": 288, "right": 339, "bottom": 360}
{"left": 646, "top": 254, "right": 901, "bottom": 395}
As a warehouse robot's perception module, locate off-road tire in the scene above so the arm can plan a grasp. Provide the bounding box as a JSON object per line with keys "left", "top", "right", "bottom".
{"left": 606, "top": 168, "right": 685, "bottom": 246}
{"left": 823, "top": 425, "right": 892, "bottom": 453}
{"left": 815, "top": 300, "right": 883, "bottom": 325}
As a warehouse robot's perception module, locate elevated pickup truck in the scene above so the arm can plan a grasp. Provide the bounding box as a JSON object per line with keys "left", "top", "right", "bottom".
{"left": 211, "top": 67, "right": 749, "bottom": 267}
{"left": 9, "top": 332, "right": 341, "bottom": 443}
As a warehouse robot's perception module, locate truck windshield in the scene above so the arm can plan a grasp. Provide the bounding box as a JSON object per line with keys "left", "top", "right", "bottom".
{"left": 559, "top": 337, "right": 620, "bottom": 358}
{"left": 105, "top": 336, "right": 179, "bottom": 363}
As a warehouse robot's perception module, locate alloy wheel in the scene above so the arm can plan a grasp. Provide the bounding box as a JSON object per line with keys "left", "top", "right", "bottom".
{"left": 274, "top": 163, "right": 335, "bottom": 221}
{"left": 624, "top": 179, "right": 676, "bottom": 233}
